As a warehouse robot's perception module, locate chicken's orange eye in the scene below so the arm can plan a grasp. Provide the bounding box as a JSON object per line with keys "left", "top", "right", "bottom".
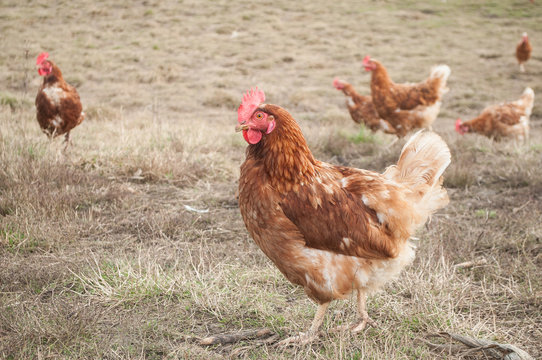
{"left": 256, "top": 113, "right": 263, "bottom": 119}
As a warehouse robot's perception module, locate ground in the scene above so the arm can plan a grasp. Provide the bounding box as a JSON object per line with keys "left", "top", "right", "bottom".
{"left": 0, "top": 0, "right": 541, "bottom": 359}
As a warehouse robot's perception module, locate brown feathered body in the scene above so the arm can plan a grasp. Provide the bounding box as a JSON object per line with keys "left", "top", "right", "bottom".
{"left": 238, "top": 103, "right": 451, "bottom": 308}
{"left": 335, "top": 80, "right": 398, "bottom": 136}
{"left": 458, "top": 88, "right": 534, "bottom": 141}
{"left": 35, "top": 61, "right": 84, "bottom": 139}
{"left": 368, "top": 60, "right": 450, "bottom": 134}
{"left": 516, "top": 34, "right": 532, "bottom": 72}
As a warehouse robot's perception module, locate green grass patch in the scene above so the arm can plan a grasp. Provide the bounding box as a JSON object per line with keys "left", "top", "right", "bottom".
{"left": 475, "top": 209, "right": 497, "bottom": 218}
{"left": 348, "top": 125, "right": 381, "bottom": 144}
{"left": 0, "top": 226, "right": 40, "bottom": 253}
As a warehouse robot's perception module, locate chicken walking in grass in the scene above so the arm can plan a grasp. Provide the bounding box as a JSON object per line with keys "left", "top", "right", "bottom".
{"left": 516, "top": 32, "right": 532, "bottom": 73}
{"left": 236, "top": 88, "right": 451, "bottom": 345}
{"left": 35, "top": 52, "right": 84, "bottom": 150}
{"left": 363, "top": 56, "right": 450, "bottom": 136}
{"left": 455, "top": 87, "right": 534, "bottom": 142}
{"left": 333, "top": 78, "right": 398, "bottom": 136}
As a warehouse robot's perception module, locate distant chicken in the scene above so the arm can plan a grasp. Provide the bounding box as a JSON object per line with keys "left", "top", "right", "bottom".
{"left": 516, "top": 32, "right": 532, "bottom": 73}
{"left": 35, "top": 52, "right": 84, "bottom": 148}
{"left": 363, "top": 56, "right": 450, "bottom": 135}
{"left": 236, "top": 88, "right": 451, "bottom": 345}
{"left": 333, "top": 78, "right": 397, "bottom": 136}
{"left": 455, "top": 87, "right": 534, "bottom": 142}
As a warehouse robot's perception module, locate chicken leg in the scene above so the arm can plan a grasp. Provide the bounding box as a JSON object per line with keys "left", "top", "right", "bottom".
{"left": 277, "top": 302, "right": 330, "bottom": 346}
{"left": 63, "top": 131, "right": 71, "bottom": 151}
{"left": 330, "top": 290, "right": 377, "bottom": 334}
{"left": 351, "top": 290, "right": 376, "bottom": 332}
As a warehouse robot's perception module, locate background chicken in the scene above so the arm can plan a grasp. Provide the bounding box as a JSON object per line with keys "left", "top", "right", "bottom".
{"left": 333, "top": 78, "right": 397, "bottom": 136}
{"left": 35, "top": 52, "right": 84, "bottom": 148}
{"left": 455, "top": 87, "right": 534, "bottom": 142}
{"left": 236, "top": 88, "right": 451, "bottom": 345}
{"left": 516, "top": 32, "right": 532, "bottom": 72}
{"left": 363, "top": 56, "right": 450, "bottom": 135}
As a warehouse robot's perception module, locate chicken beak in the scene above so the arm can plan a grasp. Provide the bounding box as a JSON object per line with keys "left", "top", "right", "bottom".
{"left": 236, "top": 123, "right": 249, "bottom": 132}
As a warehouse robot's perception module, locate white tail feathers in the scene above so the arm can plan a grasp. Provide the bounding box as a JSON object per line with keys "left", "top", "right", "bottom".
{"left": 430, "top": 65, "right": 451, "bottom": 81}
{"left": 384, "top": 130, "right": 451, "bottom": 226}
{"left": 523, "top": 87, "right": 534, "bottom": 97}
{"left": 519, "top": 88, "right": 534, "bottom": 141}
{"left": 521, "top": 87, "right": 535, "bottom": 115}
{"left": 393, "top": 130, "right": 450, "bottom": 186}
{"left": 511, "top": 87, "right": 534, "bottom": 123}
{"left": 430, "top": 64, "right": 451, "bottom": 96}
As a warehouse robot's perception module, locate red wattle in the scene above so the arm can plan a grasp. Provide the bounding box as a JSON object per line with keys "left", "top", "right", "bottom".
{"left": 247, "top": 129, "right": 262, "bottom": 144}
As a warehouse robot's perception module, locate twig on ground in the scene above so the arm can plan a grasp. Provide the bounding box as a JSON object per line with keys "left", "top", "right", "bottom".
{"left": 199, "top": 328, "right": 274, "bottom": 346}
{"left": 453, "top": 257, "right": 488, "bottom": 270}
{"left": 418, "top": 338, "right": 468, "bottom": 355}
{"left": 424, "top": 332, "right": 535, "bottom": 360}
{"left": 512, "top": 199, "right": 531, "bottom": 214}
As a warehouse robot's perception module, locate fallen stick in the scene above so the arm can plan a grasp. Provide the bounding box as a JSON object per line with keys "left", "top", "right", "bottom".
{"left": 199, "top": 328, "right": 273, "bottom": 345}
{"left": 453, "top": 257, "right": 487, "bottom": 270}
{"left": 418, "top": 339, "right": 469, "bottom": 355}
{"left": 512, "top": 199, "right": 531, "bottom": 214}
{"left": 426, "top": 332, "right": 535, "bottom": 360}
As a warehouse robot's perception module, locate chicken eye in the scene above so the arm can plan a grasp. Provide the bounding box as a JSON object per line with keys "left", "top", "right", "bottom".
{"left": 256, "top": 113, "right": 263, "bottom": 119}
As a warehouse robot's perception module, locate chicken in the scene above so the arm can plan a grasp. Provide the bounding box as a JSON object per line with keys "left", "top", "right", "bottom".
{"left": 363, "top": 56, "right": 450, "bottom": 135}
{"left": 516, "top": 32, "right": 532, "bottom": 73}
{"left": 236, "top": 88, "right": 451, "bottom": 345}
{"left": 35, "top": 52, "right": 84, "bottom": 148}
{"left": 455, "top": 87, "right": 534, "bottom": 142}
{"left": 333, "top": 78, "right": 397, "bottom": 136}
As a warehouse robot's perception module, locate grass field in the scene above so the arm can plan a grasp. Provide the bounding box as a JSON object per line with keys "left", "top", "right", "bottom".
{"left": 1, "top": 0, "right": 541, "bottom": 358}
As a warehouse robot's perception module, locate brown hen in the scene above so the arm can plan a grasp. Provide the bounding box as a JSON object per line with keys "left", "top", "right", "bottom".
{"left": 455, "top": 87, "right": 534, "bottom": 142}
{"left": 35, "top": 52, "right": 84, "bottom": 149}
{"left": 363, "top": 56, "right": 450, "bottom": 135}
{"left": 333, "top": 78, "right": 398, "bottom": 136}
{"left": 236, "top": 88, "right": 451, "bottom": 345}
{"left": 516, "top": 32, "right": 532, "bottom": 72}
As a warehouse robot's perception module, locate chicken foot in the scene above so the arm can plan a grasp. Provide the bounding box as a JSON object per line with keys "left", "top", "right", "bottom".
{"left": 277, "top": 302, "right": 330, "bottom": 346}
{"left": 331, "top": 291, "right": 377, "bottom": 334}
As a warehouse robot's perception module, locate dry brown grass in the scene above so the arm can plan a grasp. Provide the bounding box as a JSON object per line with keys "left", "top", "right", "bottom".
{"left": 1, "top": 0, "right": 541, "bottom": 359}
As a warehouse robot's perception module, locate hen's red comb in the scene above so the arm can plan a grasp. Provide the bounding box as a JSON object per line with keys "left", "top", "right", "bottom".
{"left": 333, "top": 77, "right": 344, "bottom": 90}
{"left": 238, "top": 87, "right": 265, "bottom": 124}
{"left": 454, "top": 118, "right": 463, "bottom": 133}
{"left": 36, "top": 52, "right": 49, "bottom": 66}
{"left": 362, "top": 55, "right": 371, "bottom": 66}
